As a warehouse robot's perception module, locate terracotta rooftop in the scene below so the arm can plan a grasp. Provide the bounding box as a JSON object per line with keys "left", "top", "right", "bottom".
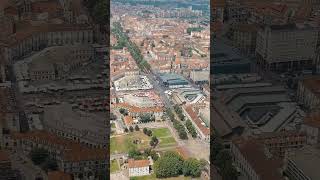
{"left": 302, "top": 76, "right": 320, "bottom": 98}
{"left": 304, "top": 112, "right": 320, "bottom": 128}
{"left": 48, "top": 171, "right": 72, "bottom": 180}
{"left": 233, "top": 23, "right": 259, "bottom": 32}
{"left": 3, "top": 24, "right": 92, "bottom": 46}
{"left": 0, "top": 150, "right": 10, "bottom": 162}
{"left": 233, "top": 138, "right": 284, "bottom": 180}
{"left": 114, "top": 103, "right": 163, "bottom": 113}
{"left": 0, "top": 0, "right": 11, "bottom": 10}
{"left": 184, "top": 105, "right": 210, "bottom": 136}
{"left": 128, "top": 159, "right": 150, "bottom": 168}
{"left": 12, "top": 130, "right": 107, "bottom": 162}
{"left": 31, "top": 1, "right": 63, "bottom": 14}
{"left": 124, "top": 116, "right": 134, "bottom": 126}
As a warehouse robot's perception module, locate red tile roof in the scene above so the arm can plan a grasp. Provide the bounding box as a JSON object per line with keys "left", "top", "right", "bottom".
{"left": 233, "top": 138, "right": 284, "bottom": 180}
{"left": 128, "top": 159, "right": 150, "bottom": 168}
{"left": 11, "top": 131, "right": 107, "bottom": 162}
{"left": 184, "top": 105, "right": 209, "bottom": 136}
{"left": 304, "top": 112, "right": 320, "bottom": 128}
{"left": 0, "top": 150, "right": 10, "bottom": 162}
{"left": 48, "top": 171, "right": 72, "bottom": 180}
{"left": 124, "top": 116, "right": 134, "bottom": 126}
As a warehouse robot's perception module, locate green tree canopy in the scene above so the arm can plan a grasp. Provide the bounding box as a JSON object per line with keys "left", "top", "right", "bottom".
{"left": 154, "top": 151, "right": 184, "bottom": 178}
{"left": 182, "top": 158, "right": 201, "bottom": 177}
{"left": 30, "top": 148, "right": 49, "bottom": 165}
{"left": 92, "top": 0, "right": 109, "bottom": 25}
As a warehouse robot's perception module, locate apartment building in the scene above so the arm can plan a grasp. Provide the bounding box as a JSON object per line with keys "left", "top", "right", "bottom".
{"left": 225, "top": 1, "right": 249, "bottom": 23}
{"left": 297, "top": 76, "right": 320, "bottom": 110}
{"left": 212, "top": 0, "right": 225, "bottom": 22}
{"left": 1, "top": 24, "right": 95, "bottom": 63}
{"left": 257, "top": 131, "right": 306, "bottom": 158}
{"left": 128, "top": 159, "right": 150, "bottom": 177}
{"left": 284, "top": 145, "right": 320, "bottom": 180}
{"left": 301, "top": 112, "right": 320, "bottom": 145}
{"left": 256, "top": 23, "right": 318, "bottom": 72}
{"left": 231, "top": 138, "right": 284, "bottom": 180}
{"left": 0, "top": 150, "right": 21, "bottom": 180}
{"left": 43, "top": 103, "right": 108, "bottom": 148}
{"left": 28, "top": 45, "right": 94, "bottom": 81}
{"left": 114, "top": 103, "right": 164, "bottom": 121}
{"left": 190, "top": 70, "right": 209, "bottom": 84}
{"left": 10, "top": 131, "right": 107, "bottom": 179}
{"left": 183, "top": 105, "right": 210, "bottom": 141}
{"left": 48, "top": 171, "right": 72, "bottom": 180}
{"left": 232, "top": 23, "right": 258, "bottom": 55}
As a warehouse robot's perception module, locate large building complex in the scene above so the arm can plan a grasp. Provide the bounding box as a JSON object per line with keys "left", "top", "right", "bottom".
{"left": 256, "top": 24, "right": 318, "bottom": 72}
{"left": 28, "top": 45, "right": 94, "bottom": 81}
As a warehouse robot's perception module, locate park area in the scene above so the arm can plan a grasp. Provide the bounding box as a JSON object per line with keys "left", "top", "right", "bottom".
{"left": 110, "top": 128, "right": 177, "bottom": 154}
{"left": 152, "top": 128, "right": 177, "bottom": 148}
{"left": 130, "top": 174, "right": 199, "bottom": 180}
{"left": 110, "top": 131, "right": 150, "bottom": 154}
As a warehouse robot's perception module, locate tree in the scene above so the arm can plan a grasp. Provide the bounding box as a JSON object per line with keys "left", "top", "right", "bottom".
{"left": 173, "top": 120, "right": 188, "bottom": 140}
{"left": 150, "top": 136, "right": 159, "bottom": 147}
{"left": 150, "top": 150, "right": 159, "bottom": 161}
{"left": 154, "top": 151, "right": 184, "bottom": 178}
{"left": 92, "top": 0, "right": 109, "bottom": 26}
{"left": 146, "top": 129, "right": 153, "bottom": 137}
{"left": 110, "top": 113, "right": 117, "bottom": 120}
{"left": 124, "top": 127, "right": 129, "bottom": 133}
{"left": 129, "top": 126, "right": 134, "bottom": 132}
{"left": 182, "top": 158, "right": 201, "bottom": 177}
{"left": 30, "top": 148, "right": 49, "bottom": 165}
{"left": 135, "top": 125, "right": 140, "bottom": 131}
{"left": 215, "top": 150, "right": 232, "bottom": 168}
{"left": 174, "top": 105, "right": 185, "bottom": 121}
{"left": 178, "top": 130, "right": 188, "bottom": 140}
{"left": 42, "top": 158, "right": 58, "bottom": 172}
{"left": 199, "top": 159, "right": 208, "bottom": 170}
{"left": 211, "top": 133, "right": 238, "bottom": 180}
{"left": 119, "top": 108, "right": 125, "bottom": 114}
{"left": 139, "top": 114, "right": 154, "bottom": 123}
{"left": 220, "top": 161, "right": 238, "bottom": 180}
{"left": 128, "top": 148, "right": 142, "bottom": 159}
{"left": 144, "top": 148, "right": 151, "bottom": 156}
{"left": 186, "top": 120, "right": 197, "bottom": 138}
{"left": 211, "top": 138, "right": 223, "bottom": 162}
{"left": 143, "top": 127, "right": 148, "bottom": 134}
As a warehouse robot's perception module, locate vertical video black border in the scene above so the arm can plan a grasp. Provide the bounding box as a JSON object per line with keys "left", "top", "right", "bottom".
{"left": 209, "top": 0, "right": 214, "bottom": 178}
{"left": 105, "top": 0, "right": 111, "bottom": 178}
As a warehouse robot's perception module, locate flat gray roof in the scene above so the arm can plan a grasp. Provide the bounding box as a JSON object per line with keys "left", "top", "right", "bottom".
{"left": 289, "top": 145, "right": 320, "bottom": 180}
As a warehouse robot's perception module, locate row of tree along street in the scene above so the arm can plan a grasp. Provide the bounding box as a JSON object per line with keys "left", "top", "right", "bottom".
{"left": 112, "top": 22, "right": 151, "bottom": 72}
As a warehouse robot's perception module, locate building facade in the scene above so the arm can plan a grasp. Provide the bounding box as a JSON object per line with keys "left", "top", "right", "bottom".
{"left": 256, "top": 24, "right": 318, "bottom": 72}
{"left": 297, "top": 77, "right": 320, "bottom": 110}
{"left": 128, "top": 159, "right": 150, "bottom": 177}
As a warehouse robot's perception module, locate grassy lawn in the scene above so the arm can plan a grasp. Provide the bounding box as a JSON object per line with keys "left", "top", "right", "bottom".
{"left": 130, "top": 174, "right": 198, "bottom": 180}
{"left": 110, "top": 131, "right": 151, "bottom": 154}
{"left": 152, "top": 128, "right": 171, "bottom": 137}
{"left": 110, "top": 160, "right": 120, "bottom": 173}
{"left": 158, "top": 137, "right": 177, "bottom": 148}
{"left": 152, "top": 128, "right": 177, "bottom": 148}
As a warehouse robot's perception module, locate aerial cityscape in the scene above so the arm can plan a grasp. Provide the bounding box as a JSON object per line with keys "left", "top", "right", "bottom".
{"left": 0, "top": 0, "right": 319, "bottom": 179}
{"left": 213, "top": 0, "right": 320, "bottom": 179}
{"left": 0, "top": 0, "right": 109, "bottom": 179}
{"left": 110, "top": 0, "right": 210, "bottom": 179}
